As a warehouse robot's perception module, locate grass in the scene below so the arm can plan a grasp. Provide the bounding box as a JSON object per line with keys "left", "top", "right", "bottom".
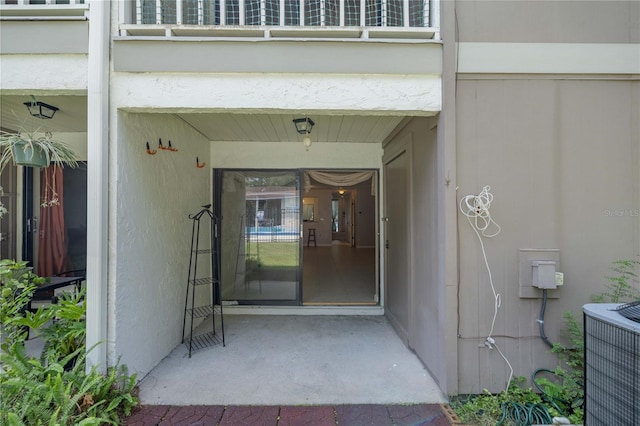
{"left": 245, "top": 241, "right": 298, "bottom": 269}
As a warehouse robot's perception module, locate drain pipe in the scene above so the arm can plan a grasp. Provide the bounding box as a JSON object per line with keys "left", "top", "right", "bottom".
{"left": 85, "top": 0, "right": 110, "bottom": 373}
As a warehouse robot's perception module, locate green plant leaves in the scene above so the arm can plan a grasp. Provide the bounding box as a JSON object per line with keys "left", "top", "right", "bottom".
{"left": 0, "top": 259, "right": 138, "bottom": 425}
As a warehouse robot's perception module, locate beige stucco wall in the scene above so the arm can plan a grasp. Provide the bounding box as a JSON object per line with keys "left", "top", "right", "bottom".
{"left": 109, "top": 112, "right": 211, "bottom": 377}
{"left": 455, "top": 79, "right": 640, "bottom": 393}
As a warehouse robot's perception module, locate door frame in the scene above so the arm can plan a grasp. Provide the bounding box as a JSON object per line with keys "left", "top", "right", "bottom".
{"left": 214, "top": 167, "right": 380, "bottom": 307}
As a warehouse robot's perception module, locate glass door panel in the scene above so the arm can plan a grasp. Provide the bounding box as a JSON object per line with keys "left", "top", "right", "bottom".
{"left": 220, "top": 170, "right": 300, "bottom": 304}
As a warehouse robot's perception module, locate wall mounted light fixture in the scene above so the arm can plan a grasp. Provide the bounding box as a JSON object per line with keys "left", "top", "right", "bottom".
{"left": 24, "top": 98, "right": 58, "bottom": 119}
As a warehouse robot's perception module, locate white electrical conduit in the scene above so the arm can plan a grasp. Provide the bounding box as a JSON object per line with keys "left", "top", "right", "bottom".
{"left": 459, "top": 186, "right": 513, "bottom": 391}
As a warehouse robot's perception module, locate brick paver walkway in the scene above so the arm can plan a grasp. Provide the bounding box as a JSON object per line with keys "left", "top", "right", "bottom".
{"left": 125, "top": 403, "right": 454, "bottom": 425}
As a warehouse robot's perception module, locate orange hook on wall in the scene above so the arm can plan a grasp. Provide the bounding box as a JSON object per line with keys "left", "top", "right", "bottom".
{"left": 196, "top": 157, "right": 206, "bottom": 168}
{"left": 146, "top": 142, "right": 157, "bottom": 155}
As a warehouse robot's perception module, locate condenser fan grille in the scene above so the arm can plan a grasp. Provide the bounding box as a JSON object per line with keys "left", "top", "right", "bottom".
{"left": 613, "top": 301, "right": 640, "bottom": 323}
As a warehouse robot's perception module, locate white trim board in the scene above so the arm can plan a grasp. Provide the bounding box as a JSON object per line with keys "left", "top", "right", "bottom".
{"left": 458, "top": 43, "right": 640, "bottom": 75}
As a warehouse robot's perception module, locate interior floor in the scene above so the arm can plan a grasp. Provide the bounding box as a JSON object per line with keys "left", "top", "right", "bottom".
{"left": 303, "top": 244, "right": 376, "bottom": 304}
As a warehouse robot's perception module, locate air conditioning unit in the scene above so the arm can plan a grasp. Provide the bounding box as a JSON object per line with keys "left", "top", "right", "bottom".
{"left": 583, "top": 303, "right": 640, "bottom": 426}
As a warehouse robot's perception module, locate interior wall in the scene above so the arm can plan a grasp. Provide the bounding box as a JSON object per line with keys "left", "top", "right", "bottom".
{"left": 110, "top": 112, "right": 211, "bottom": 378}
{"left": 303, "top": 188, "right": 334, "bottom": 246}
{"left": 456, "top": 79, "right": 640, "bottom": 393}
{"left": 302, "top": 180, "right": 376, "bottom": 247}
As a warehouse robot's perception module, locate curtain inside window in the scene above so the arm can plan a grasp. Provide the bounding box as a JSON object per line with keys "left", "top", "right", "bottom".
{"left": 304, "top": 170, "right": 377, "bottom": 195}
{"left": 38, "top": 167, "right": 69, "bottom": 276}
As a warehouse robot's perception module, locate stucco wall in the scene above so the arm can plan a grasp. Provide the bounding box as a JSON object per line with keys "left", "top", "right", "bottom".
{"left": 110, "top": 112, "right": 211, "bottom": 377}
{"left": 455, "top": 79, "right": 640, "bottom": 393}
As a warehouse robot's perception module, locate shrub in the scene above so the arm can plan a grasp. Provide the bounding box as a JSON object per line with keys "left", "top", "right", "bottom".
{"left": 0, "top": 258, "right": 138, "bottom": 425}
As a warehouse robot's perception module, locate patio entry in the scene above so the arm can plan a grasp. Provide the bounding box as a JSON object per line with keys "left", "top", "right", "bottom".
{"left": 214, "top": 169, "right": 378, "bottom": 306}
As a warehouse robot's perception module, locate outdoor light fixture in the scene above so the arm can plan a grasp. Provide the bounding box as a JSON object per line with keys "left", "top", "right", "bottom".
{"left": 293, "top": 117, "right": 315, "bottom": 135}
{"left": 293, "top": 117, "right": 315, "bottom": 150}
{"left": 24, "top": 98, "right": 59, "bottom": 119}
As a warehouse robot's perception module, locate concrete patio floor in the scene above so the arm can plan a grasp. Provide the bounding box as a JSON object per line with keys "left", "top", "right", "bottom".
{"left": 136, "top": 314, "right": 447, "bottom": 406}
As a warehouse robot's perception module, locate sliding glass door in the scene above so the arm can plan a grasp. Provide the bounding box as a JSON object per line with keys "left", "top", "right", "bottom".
{"left": 218, "top": 170, "right": 301, "bottom": 304}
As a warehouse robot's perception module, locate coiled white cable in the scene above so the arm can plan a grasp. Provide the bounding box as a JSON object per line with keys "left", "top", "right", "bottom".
{"left": 459, "top": 186, "right": 513, "bottom": 391}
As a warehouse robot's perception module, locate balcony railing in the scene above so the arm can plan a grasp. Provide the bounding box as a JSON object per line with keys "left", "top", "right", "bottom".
{"left": 0, "top": 0, "right": 438, "bottom": 38}
{"left": 0, "top": 0, "right": 88, "bottom": 19}
{"left": 0, "top": 0, "right": 85, "bottom": 3}
{"left": 136, "top": 0, "right": 431, "bottom": 27}
{"left": 128, "top": 0, "right": 437, "bottom": 38}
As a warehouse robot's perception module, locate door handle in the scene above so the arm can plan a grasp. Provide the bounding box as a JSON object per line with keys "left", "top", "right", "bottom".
{"left": 385, "top": 240, "right": 390, "bottom": 249}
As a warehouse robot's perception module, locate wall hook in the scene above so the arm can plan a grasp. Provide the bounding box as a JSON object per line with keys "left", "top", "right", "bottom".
{"left": 158, "top": 138, "right": 168, "bottom": 150}
{"left": 196, "top": 157, "right": 206, "bottom": 168}
{"left": 167, "top": 140, "right": 178, "bottom": 152}
{"left": 146, "top": 142, "right": 157, "bottom": 155}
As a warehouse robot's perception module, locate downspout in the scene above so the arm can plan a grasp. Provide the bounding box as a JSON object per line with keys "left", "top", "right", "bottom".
{"left": 85, "top": 0, "right": 110, "bottom": 373}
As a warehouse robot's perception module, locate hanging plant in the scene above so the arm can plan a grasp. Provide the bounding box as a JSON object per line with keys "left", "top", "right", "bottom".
{"left": 0, "top": 129, "right": 78, "bottom": 171}
{"left": 0, "top": 128, "right": 78, "bottom": 215}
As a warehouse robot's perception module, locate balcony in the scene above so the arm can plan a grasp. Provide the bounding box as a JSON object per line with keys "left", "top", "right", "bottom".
{"left": 0, "top": 0, "right": 88, "bottom": 20}
{"left": 120, "top": 0, "right": 439, "bottom": 40}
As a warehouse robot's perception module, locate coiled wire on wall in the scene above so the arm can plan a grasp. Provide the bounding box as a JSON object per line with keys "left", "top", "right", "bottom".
{"left": 459, "top": 186, "right": 513, "bottom": 390}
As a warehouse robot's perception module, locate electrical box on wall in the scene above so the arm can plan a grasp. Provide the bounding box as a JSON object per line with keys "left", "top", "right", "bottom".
{"left": 519, "top": 249, "right": 561, "bottom": 298}
{"left": 532, "top": 260, "right": 557, "bottom": 289}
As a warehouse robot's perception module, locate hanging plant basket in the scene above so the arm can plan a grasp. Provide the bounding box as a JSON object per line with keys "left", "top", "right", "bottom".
{"left": 11, "top": 141, "right": 49, "bottom": 168}
{"left": 0, "top": 129, "right": 77, "bottom": 173}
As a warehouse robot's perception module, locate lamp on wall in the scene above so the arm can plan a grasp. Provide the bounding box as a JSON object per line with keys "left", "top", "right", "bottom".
{"left": 24, "top": 97, "right": 58, "bottom": 119}
{"left": 293, "top": 117, "right": 315, "bottom": 149}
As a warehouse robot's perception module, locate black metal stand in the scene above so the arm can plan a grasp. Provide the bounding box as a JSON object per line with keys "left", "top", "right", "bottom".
{"left": 182, "top": 204, "right": 225, "bottom": 357}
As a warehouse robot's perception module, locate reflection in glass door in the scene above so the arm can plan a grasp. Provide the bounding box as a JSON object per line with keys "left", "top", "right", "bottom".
{"left": 219, "top": 170, "right": 300, "bottom": 304}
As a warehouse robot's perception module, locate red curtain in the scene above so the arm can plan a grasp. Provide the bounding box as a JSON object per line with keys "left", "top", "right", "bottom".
{"left": 38, "top": 166, "right": 69, "bottom": 276}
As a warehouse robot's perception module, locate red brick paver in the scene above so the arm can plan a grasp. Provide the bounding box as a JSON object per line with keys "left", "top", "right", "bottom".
{"left": 279, "top": 406, "right": 336, "bottom": 426}
{"left": 335, "top": 405, "right": 393, "bottom": 425}
{"left": 125, "top": 404, "right": 451, "bottom": 425}
{"left": 218, "top": 405, "right": 280, "bottom": 426}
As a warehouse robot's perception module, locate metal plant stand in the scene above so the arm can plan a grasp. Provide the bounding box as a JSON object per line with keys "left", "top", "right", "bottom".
{"left": 182, "top": 204, "right": 225, "bottom": 357}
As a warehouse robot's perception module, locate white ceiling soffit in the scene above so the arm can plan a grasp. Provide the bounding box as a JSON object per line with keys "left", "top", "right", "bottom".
{"left": 0, "top": 95, "right": 87, "bottom": 134}
{"left": 1, "top": 94, "right": 406, "bottom": 144}
{"left": 178, "top": 113, "right": 405, "bottom": 144}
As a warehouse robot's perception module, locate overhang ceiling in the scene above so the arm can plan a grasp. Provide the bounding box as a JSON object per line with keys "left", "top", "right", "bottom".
{"left": 1, "top": 94, "right": 408, "bottom": 144}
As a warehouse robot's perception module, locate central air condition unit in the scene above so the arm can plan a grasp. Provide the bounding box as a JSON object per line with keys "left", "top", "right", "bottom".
{"left": 583, "top": 303, "right": 640, "bottom": 426}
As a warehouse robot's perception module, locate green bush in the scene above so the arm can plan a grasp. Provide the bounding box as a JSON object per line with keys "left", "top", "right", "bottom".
{"left": 451, "top": 377, "right": 551, "bottom": 426}
{"left": 0, "top": 259, "right": 138, "bottom": 425}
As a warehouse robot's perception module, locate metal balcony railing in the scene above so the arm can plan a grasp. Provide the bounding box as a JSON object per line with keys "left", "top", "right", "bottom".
{"left": 0, "top": 0, "right": 88, "bottom": 20}
{"left": 135, "top": 0, "right": 433, "bottom": 29}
